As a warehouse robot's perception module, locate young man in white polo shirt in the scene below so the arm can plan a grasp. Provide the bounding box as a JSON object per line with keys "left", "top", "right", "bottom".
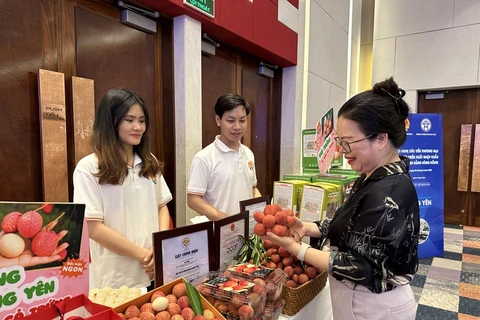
{"left": 187, "top": 94, "right": 261, "bottom": 220}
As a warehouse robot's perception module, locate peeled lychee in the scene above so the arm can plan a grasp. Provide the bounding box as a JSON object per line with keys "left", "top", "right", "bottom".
{"left": 203, "top": 309, "right": 215, "bottom": 320}
{"left": 17, "top": 211, "right": 43, "bottom": 238}
{"left": 1, "top": 211, "right": 22, "bottom": 233}
{"left": 172, "top": 283, "right": 187, "bottom": 298}
{"left": 31, "top": 230, "right": 58, "bottom": 257}
{"left": 170, "top": 315, "right": 183, "bottom": 320}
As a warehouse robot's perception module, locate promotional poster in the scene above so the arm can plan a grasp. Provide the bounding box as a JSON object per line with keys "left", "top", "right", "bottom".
{"left": 399, "top": 114, "right": 444, "bottom": 258}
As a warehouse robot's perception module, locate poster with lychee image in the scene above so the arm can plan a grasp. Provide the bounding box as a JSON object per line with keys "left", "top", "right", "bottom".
{"left": 0, "top": 202, "right": 89, "bottom": 320}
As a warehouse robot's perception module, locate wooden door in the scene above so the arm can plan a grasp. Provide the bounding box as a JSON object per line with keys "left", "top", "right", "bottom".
{"left": 418, "top": 89, "right": 480, "bottom": 226}
{"left": 201, "top": 45, "right": 281, "bottom": 199}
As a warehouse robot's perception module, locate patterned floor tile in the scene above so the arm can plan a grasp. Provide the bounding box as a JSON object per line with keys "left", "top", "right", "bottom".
{"left": 463, "top": 253, "right": 480, "bottom": 264}
{"left": 417, "top": 263, "right": 430, "bottom": 276}
{"left": 416, "top": 305, "right": 458, "bottom": 319}
{"left": 464, "top": 247, "right": 480, "bottom": 256}
{"left": 458, "top": 313, "right": 480, "bottom": 320}
{"left": 443, "top": 251, "right": 463, "bottom": 261}
{"left": 459, "top": 297, "right": 480, "bottom": 317}
{"left": 419, "top": 278, "right": 459, "bottom": 312}
{"left": 445, "top": 227, "right": 464, "bottom": 235}
{"left": 464, "top": 234, "right": 480, "bottom": 242}
{"left": 427, "top": 266, "right": 461, "bottom": 282}
{"left": 411, "top": 274, "right": 427, "bottom": 288}
{"left": 446, "top": 239, "right": 464, "bottom": 253}
{"left": 459, "top": 283, "right": 480, "bottom": 301}
{"left": 464, "top": 226, "right": 480, "bottom": 232}
{"left": 446, "top": 232, "right": 465, "bottom": 240}
{"left": 462, "top": 262, "right": 480, "bottom": 274}
{"left": 411, "top": 285, "right": 423, "bottom": 304}
{"left": 464, "top": 240, "right": 480, "bottom": 249}
{"left": 461, "top": 271, "right": 480, "bottom": 286}
{"left": 419, "top": 257, "right": 434, "bottom": 265}
{"left": 432, "top": 257, "right": 463, "bottom": 271}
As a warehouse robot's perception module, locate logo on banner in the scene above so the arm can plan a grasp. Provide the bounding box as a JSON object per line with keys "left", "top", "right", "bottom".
{"left": 421, "top": 118, "right": 432, "bottom": 132}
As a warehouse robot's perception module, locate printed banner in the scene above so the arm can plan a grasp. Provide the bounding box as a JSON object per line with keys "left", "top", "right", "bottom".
{"left": 399, "top": 114, "right": 444, "bottom": 259}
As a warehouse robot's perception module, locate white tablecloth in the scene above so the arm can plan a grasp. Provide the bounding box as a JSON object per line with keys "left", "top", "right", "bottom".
{"left": 279, "top": 279, "right": 333, "bottom": 320}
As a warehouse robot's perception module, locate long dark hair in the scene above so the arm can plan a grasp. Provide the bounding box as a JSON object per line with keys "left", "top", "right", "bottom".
{"left": 338, "top": 77, "right": 410, "bottom": 148}
{"left": 91, "top": 88, "right": 162, "bottom": 185}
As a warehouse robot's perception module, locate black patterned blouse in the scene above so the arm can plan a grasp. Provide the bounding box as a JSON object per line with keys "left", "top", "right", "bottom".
{"left": 314, "top": 156, "right": 420, "bottom": 293}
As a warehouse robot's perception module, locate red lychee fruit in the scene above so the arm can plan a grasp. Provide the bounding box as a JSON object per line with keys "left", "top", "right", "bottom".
{"left": 263, "top": 205, "right": 276, "bottom": 215}
{"left": 167, "top": 303, "right": 181, "bottom": 316}
{"left": 165, "top": 294, "right": 177, "bottom": 304}
{"left": 286, "top": 216, "right": 296, "bottom": 227}
{"left": 177, "top": 295, "right": 190, "bottom": 309}
{"left": 271, "top": 224, "right": 286, "bottom": 236}
{"left": 253, "top": 211, "right": 264, "bottom": 223}
{"left": 181, "top": 307, "right": 195, "bottom": 320}
{"left": 285, "top": 280, "right": 297, "bottom": 288}
{"left": 42, "top": 204, "right": 54, "bottom": 214}
{"left": 117, "top": 313, "right": 126, "bottom": 319}
{"left": 17, "top": 211, "right": 43, "bottom": 238}
{"left": 305, "top": 267, "right": 317, "bottom": 279}
{"left": 278, "top": 247, "right": 290, "bottom": 258}
{"left": 1, "top": 211, "right": 22, "bottom": 233}
{"left": 298, "top": 274, "right": 309, "bottom": 284}
{"left": 124, "top": 305, "right": 141, "bottom": 319}
{"left": 282, "top": 256, "right": 293, "bottom": 267}
{"left": 283, "top": 266, "right": 294, "bottom": 277}
{"left": 274, "top": 211, "right": 287, "bottom": 225}
{"left": 31, "top": 230, "right": 58, "bottom": 257}
{"left": 253, "top": 223, "right": 266, "bottom": 236}
{"left": 140, "top": 303, "right": 154, "bottom": 314}
{"left": 155, "top": 311, "right": 171, "bottom": 320}
{"left": 263, "top": 239, "right": 273, "bottom": 249}
{"left": 238, "top": 305, "right": 254, "bottom": 320}
{"left": 284, "top": 209, "right": 294, "bottom": 217}
{"left": 193, "top": 316, "right": 206, "bottom": 320}
{"left": 270, "top": 254, "right": 281, "bottom": 264}
{"left": 172, "top": 283, "right": 187, "bottom": 298}
{"left": 262, "top": 215, "right": 275, "bottom": 228}
{"left": 139, "top": 312, "right": 155, "bottom": 320}
{"left": 150, "top": 290, "right": 165, "bottom": 302}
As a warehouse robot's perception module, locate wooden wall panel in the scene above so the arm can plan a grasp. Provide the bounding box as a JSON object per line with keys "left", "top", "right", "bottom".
{"left": 0, "top": 0, "right": 44, "bottom": 201}
{"left": 72, "top": 77, "right": 95, "bottom": 164}
{"left": 38, "top": 69, "right": 69, "bottom": 201}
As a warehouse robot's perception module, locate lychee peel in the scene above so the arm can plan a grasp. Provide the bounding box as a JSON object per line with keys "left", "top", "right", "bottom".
{"left": 17, "top": 211, "right": 43, "bottom": 238}
{"left": 31, "top": 230, "right": 58, "bottom": 257}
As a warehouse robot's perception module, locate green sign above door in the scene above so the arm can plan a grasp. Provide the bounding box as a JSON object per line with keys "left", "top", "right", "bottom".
{"left": 184, "top": 0, "right": 215, "bottom": 18}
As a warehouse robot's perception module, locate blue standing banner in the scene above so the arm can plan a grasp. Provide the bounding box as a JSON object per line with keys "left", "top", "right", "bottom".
{"left": 399, "top": 114, "right": 444, "bottom": 259}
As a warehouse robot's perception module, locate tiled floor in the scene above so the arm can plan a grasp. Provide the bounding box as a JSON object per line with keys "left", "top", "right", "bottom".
{"left": 413, "top": 225, "right": 480, "bottom": 319}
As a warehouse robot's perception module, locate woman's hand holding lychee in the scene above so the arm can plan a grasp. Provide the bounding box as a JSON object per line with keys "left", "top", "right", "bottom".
{"left": 0, "top": 230, "right": 69, "bottom": 268}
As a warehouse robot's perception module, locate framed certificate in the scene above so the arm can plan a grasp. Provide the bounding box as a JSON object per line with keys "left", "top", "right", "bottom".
{"left": 153, "top": 221, "right": 214, "bottom": 286}
{"left": 239, "top": 196, "right": 270, "bottom": 235}
{"left": 213, "top": 211, "right": 249, "bottom": 271}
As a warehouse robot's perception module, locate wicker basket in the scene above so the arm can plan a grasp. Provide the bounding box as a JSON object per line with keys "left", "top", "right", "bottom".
{"left": 281, "top": 270, "right": 328, "bottom": 316}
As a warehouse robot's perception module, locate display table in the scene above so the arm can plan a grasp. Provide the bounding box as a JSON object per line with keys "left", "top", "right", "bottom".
{"left": 279, "top": 279, "right": 333, "bottom": 320}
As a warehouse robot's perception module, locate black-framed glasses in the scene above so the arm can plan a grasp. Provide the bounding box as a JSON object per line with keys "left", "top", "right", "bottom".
{"left": 334, "top": 134, "right": 376, "bottom": 153}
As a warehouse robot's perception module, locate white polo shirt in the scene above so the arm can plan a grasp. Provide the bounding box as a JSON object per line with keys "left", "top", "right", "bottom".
{"left": 73, "top": 153, "right": 172, "bottom": 289}
{"left": 187, "top": 136, "right": 257, "bottom": 216}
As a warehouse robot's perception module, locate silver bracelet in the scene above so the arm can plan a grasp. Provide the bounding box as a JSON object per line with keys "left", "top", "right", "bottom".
{"left": 297, "top": 242, "right": 311, "bottom": 261}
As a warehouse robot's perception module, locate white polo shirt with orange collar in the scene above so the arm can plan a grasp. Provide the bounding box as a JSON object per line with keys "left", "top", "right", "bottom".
{"left": 187, "top": 135, "right": 258, "bottom": 216}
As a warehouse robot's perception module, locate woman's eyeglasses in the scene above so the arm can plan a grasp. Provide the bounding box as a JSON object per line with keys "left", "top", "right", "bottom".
{"left": 334, "top": 134, "right": 376, "bottom": 153}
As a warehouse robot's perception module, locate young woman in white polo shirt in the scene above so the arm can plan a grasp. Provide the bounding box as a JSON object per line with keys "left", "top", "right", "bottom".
{"left": 73, "top": 88, "right": 172, "bottom": 290}
{"left": 187, "top": 93, "right": 261, "bottom": 220}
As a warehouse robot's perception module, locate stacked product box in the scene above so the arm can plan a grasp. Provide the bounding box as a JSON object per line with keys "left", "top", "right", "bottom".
{"left": 272, "top": 180, "right": 309, "bottom": 217}
{"left": 328, "top": 168, "right": 359, "bottom": 176}
{"left": 196, "top": 273, "right": 267, "bottom": 320}
{"left": 311, "top": 174, "right": 357, "bottom": 204}
{"left": 282, "top": 173, "right": 314, "bottom": 182}
{"left": 224, "top": 264, "right": 285, "bottom": 320}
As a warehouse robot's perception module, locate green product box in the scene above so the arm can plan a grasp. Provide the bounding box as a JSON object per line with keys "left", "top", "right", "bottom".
{"left": 272, "top": 180, "right": 308, "bottom": 217}
{"left": 311, "top": 182, "right": 341, "bottom": 219}
{"left": 302, "top": 129, "right": 318, "bottom": 169}
{"left": 282, "top": 173, "right": 314, "bottom": 182}
{"left": 302, "top": 167, "right": 320, "bottom": 175}
{"left": 311, "top": 174, "right": 357, "bottom": 204}
{"left": 328, "top": 168, "right": 359, "bottom": 176}
{"left": 298, "top": 184, "right": 327, "bottom": 223}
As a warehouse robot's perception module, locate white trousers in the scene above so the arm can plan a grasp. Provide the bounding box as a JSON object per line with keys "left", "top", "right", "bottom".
{"left": 329, "top": 275, "right": 417, "bottom": 320}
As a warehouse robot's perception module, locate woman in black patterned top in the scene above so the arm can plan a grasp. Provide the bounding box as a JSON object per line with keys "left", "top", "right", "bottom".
{"left": 264, "top": 77, "right": 419, "bottom": 319}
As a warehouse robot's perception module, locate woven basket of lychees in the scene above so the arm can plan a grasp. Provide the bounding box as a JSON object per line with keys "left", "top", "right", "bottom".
{"left": 253, "top": 204, "right": 328, "bottom": 316}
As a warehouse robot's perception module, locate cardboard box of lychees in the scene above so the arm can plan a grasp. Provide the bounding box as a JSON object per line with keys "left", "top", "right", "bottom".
{"left": 114, "top": 277, "right": 226, "bottom": 320}
{"left": 0, "top": 202, "right": 89, "bottom": 320}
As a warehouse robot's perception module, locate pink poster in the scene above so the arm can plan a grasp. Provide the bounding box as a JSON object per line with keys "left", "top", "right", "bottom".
{"left": 0, "top": 202, "right": 89, "bottom": 320}
{"left": 315, "top": 108, "right": 337, "bottom": 174}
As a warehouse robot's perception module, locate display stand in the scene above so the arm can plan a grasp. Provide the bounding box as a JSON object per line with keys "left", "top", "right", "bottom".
{"left": 279, "top": 279, "right": 333, "bottom": 320}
